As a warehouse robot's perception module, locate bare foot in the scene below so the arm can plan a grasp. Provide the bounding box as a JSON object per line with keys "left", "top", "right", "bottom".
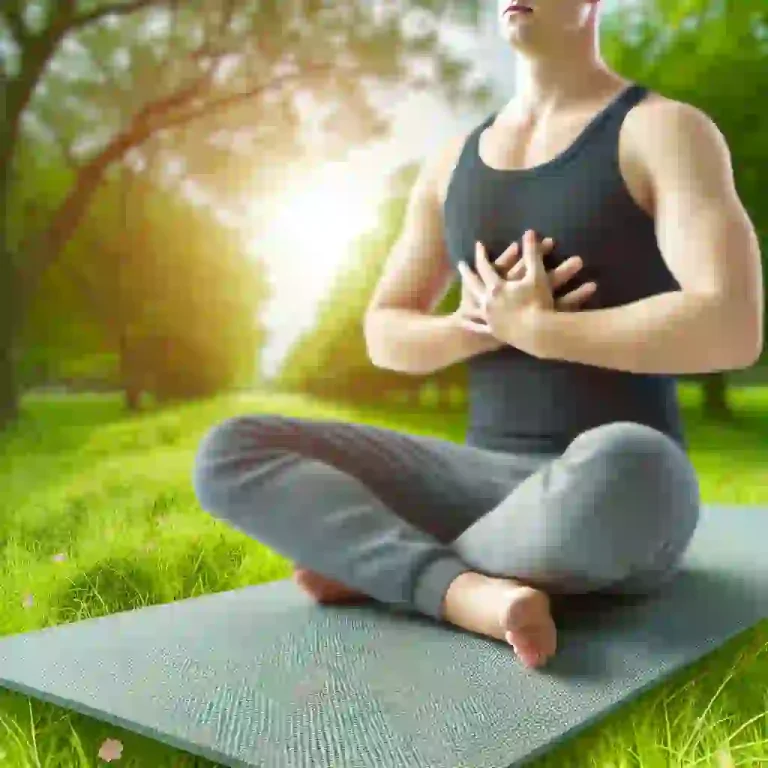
{"left": 293, "top": 568, "right": 368, "bottom": 604}
{"left": 442, "top": 572, "right": 557, "bottom": 669}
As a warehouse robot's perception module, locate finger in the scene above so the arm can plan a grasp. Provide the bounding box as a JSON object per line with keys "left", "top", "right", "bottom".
{"left": 510, "top": 238, "right": 560, "bottom": 280}
{"left": 458, "top": 260, "right": 486, "bottom": 304}
{"left": 506, "top": 257, "right": 527, "bottom": 280}
{"left": 555, "top": 281, "right": 597, "bottom": 311}
{"left": 548, "top": 255, "right": 583, "bottom": 291}
{"left": 474, "top": 241, "right": 498, "bottom": 289}
{"left": 521, "top": 229, "right": 546, "bottom": 282}
{"left": 494, "top": 241, "right": 520, "bottom": 273}
{"left": 501, "top": 237, "right": 553, "bottom": 279}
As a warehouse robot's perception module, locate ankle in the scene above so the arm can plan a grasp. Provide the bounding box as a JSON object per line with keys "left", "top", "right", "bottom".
{"left": 441, "top": 571, "right": 492, "bottom": 620}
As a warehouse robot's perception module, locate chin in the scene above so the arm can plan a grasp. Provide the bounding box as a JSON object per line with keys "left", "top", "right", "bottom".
{"left": 498, "top": 20, "right": 538, "bottom": 46}
{"left": 499, "top": 31, "right": 537, "bottom": 53}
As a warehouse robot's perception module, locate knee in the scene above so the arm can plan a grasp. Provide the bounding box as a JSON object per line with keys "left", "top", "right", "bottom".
{"left": 572, "top": 421, "right": 701, "bottom": 550}
{"left": 192, "top": 414, "right": 275, "bottom": 509}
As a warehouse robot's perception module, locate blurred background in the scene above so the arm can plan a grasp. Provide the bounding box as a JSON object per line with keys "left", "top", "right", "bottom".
{"left": 1, "top": 0, "right": 765, "bottom": 423}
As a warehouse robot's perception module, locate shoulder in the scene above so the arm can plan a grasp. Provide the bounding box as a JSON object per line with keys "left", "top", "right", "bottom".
{"left": 626, "top": 94, "right": 733, "bottom": 175}
{"left": 431, "top": 127, "right": 481, "bottom": 206}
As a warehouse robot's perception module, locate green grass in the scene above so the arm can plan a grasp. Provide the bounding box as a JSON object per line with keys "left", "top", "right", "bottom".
{"left": 0, "top": 385, "right": 766, "bottom": 767}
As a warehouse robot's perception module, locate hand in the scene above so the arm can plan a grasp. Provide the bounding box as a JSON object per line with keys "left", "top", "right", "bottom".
{"left": 457, "top": 230, "right": 597, "bottom": 354}
{"left": 454, "top": 237, "right": 556, "bottom": 353}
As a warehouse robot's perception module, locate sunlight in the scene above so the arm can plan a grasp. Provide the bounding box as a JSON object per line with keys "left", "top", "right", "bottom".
{"left": 248, "top": 160, "right": 387, "bottom": 378}
{"left": 254, "top": 163, "right": 383, "bottom": 288}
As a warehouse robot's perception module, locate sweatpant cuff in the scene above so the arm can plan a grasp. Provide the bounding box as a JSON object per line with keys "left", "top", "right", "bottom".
{"left": 411, "top": 556, "right": 471, "bottom": 620}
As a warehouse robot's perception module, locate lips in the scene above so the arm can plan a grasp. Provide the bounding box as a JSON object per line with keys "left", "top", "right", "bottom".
{"left": 504, "top": 3, "right": 533, "bottom": 14}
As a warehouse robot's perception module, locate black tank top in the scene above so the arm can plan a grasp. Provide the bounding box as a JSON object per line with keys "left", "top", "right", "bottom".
{"left": 443, "top": 82, "right": 687, "bottom": 454}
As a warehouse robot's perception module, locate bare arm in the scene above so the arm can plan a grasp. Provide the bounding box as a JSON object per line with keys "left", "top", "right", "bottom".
{"left": 534, "top": 102, "right": 763, "bottom": 373}
{"left": 364, "top": 141, "right": 498, "bottom": 376}
{"left": 365, "top": 310, "right": 493, "bottom": 375}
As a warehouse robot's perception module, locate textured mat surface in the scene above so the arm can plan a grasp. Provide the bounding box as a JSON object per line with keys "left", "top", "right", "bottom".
{"left": 1, "top": 504, "right": 767, "bottom": 768}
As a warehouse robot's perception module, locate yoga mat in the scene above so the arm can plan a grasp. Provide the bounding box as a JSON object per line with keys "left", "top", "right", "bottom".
{"left": 1, "top": 504, "right": 766, "bottom": 768}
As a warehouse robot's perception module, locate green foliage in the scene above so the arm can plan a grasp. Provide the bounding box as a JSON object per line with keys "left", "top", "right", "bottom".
{"left": 19, "top": 156, "right": 268, "bottom": 399}
{"left": 0, "top": 0, "right": 494, "bottom": 424}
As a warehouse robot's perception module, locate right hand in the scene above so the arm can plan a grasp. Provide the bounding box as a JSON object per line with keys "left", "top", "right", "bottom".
{"left": 454, "top": 238, "right": 596, "bottom": 353}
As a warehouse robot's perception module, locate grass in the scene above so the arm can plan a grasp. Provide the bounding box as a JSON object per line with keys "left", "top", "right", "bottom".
{"left": 0, "top": 385, "right": 766, "bottom": 767}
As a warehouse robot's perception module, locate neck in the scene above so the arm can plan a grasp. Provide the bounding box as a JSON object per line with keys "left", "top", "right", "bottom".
{"left": 507, "top": 17, "right": 623, "bottom": 117}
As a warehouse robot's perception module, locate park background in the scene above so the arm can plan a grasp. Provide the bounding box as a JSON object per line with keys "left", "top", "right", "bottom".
{"left": 0, "top": 1, "right": 766, "bottom": 766}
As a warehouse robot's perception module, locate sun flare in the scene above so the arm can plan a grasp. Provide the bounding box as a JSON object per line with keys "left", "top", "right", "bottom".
{"left": 256, "top": 163, "right": 382, "bottom": 273}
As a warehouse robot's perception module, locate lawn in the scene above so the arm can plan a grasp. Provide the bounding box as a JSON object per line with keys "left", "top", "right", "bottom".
{"left": 0, "top": 385, "right": 766, "bottom": 767}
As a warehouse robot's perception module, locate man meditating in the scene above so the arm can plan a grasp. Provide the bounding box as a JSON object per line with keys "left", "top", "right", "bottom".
{"left": 193, "top": 0, "right": 763, "bottom": 669}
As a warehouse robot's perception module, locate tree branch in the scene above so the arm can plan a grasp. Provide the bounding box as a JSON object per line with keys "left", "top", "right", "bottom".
{"left": 19, "top": 60, "right": 343, "bottom": 305}
{"left": 152, "top": 62, "right": 339, "bottom": 135}
{"left": 70, "top": 0, "right": 161, "bottom": 31}
{"left": 132, "top": 71, "right": 214, "bottom": 128}
{"left": 19, "top": 121, "right": 156, "bottom": 305}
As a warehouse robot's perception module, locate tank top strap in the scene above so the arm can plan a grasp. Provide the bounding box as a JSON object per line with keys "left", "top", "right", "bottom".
{"left": 599, "top": 82, "right": 651, "bottom": 128}
{"left": 454, "top": 112, "right": 498, "bottom": 174}
{"left": 617, "top": 82, "right": 650, "bottom": 111}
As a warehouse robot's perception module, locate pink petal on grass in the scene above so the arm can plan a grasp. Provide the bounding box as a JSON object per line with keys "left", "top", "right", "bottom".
{"left": 98, "top": 738, "right": 123, "bottom": 762}
{"left": 52, "top": 553, "right": 67, "bottom": 563}
{"left": 22, "top": 594, "right": 34, "bottom": 608}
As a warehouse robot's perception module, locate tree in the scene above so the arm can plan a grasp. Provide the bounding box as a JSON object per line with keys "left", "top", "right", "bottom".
{"left": 25, "top": 163, "right": 268, "bottom": 408}
{"left": 0, "top": 0, "right": 490, "bottom": 429}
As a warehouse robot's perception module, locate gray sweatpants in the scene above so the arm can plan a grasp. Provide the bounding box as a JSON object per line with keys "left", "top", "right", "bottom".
{"left": 192, "top": 415, "right": 701, "bottom": 621}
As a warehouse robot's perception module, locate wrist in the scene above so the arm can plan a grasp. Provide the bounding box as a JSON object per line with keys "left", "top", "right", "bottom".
{"left": 501, "top": 308, "right": 553, "bottom": 359}
{"left": 526, "top": 309, "right": 556, "bottom": 359}
{"left": 447, "top": 311, "right": 504, "bottom": 353}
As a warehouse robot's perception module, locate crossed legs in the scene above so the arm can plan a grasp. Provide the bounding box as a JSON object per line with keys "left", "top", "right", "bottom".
{"left": 193, "top": 416, "right": 700, "bottom": 667}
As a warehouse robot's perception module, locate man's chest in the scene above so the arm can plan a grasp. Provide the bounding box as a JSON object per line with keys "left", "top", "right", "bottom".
{"left": 439, "top": 96, "right": 678, "bottom": 309}
{"left": 437, "top": 95, "right": 663, "bottom": 220}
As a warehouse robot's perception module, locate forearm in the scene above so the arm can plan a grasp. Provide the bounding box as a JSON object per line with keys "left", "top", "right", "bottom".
{"left": 534, "top": 290, "right": 758, "bottom": 374}
{"left": 365, "top": 308, "right": 492, "bottom": 375}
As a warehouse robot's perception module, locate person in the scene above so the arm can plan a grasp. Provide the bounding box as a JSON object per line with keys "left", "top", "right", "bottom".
{"left": 192, "top": 0, "right": 763, "bottom": 670}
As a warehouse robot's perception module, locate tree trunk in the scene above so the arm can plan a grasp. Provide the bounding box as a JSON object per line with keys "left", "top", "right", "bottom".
{"left": 0, "top": 186, "right": 20, "bottom": 430}
{"left": 701, "top": 372, "right": 732, "bottom": 421}
{"left": 0, "top": 301, "right": 19, "bottom": 430}
{"left": 118, "top": 330, "right": 142, "bottom": 412}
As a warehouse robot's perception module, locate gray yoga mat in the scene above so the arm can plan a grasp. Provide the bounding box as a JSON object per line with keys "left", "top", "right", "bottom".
{"left": 1, "top": 504, "right": 767, "bottom": 768}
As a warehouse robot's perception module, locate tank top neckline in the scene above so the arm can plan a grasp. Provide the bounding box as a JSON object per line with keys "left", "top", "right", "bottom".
{"left": 474, "top": 82, "right": 646, "bottom": 179}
